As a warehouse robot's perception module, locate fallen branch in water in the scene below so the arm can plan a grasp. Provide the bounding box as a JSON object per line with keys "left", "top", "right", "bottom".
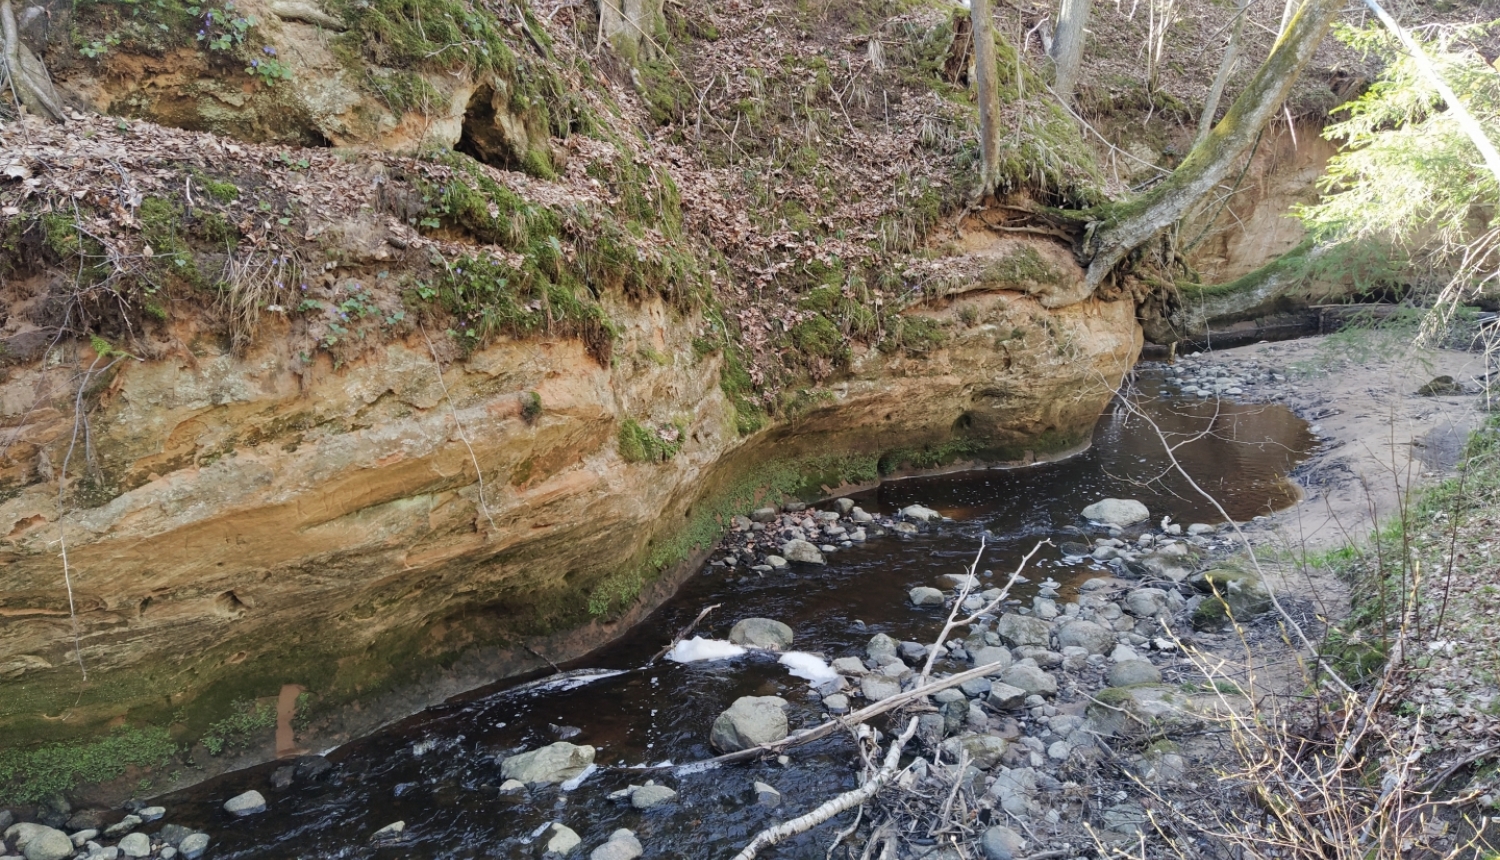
{"left": 647, "top": 603, "right": 721, "bottom": 666}
{"left": 729, "top": 716, "right": 920, "bottom": 860}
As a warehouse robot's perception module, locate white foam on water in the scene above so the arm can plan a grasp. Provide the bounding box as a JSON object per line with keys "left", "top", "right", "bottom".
{"left": 559, "top": 763, "right": 598, "bottom": 791}
{"left": 664, "top": 636, "right": 747, "bottom": 663}
{"left": 779, "top": 651, "right": 840, "bottom": 683}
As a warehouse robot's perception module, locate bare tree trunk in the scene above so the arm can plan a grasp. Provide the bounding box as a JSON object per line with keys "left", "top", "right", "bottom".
{"left": 598, "top": 0, "right": 664, "bottom": 62}
{"left": 972, "top": 0, "right": 1003, "bottom": 198}
{"left": 1082, "top": 0, "right": 1341, "bottom": 289}
{"left": 1, "top": 0, "right": 66, "bottom": 121}
{"left": 1049, "top": 0, "right": 1092, "bottom": 103}
{"left": 1195, "top": 0, "right": 1248, "bottom": 146}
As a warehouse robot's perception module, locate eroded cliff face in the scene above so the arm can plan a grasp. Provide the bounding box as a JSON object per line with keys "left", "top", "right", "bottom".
{"left": 0, "top": 276, "right": 1139, "bottom": 758}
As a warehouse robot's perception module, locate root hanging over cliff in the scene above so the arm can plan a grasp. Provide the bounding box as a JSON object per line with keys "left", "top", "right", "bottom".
{"left": 0, "top": 0, "right": 66, "bottom": 122}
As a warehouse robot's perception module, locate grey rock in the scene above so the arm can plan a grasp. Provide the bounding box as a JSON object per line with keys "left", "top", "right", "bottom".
{"left": 987, "top": 767, "right": 1039, "bottom": 816}
{"left": 969, "top": 646, "right": 1012, "bottom": 673}
{"left": 891, "top": 522, "right": 919, "bottom": 536}
{"left": 939, "top": 573, "right": 981, "bottom": 590}
{"left": 1123, "top": 588, "right": 1170, "bottom": 618}
{"left": 850, "top": 507, "right": 874, "bottom": 523}
{"left": 223, "top": 790, "right": 267, "bottom": 817}
{"left": 1056, "top": 620, "right": 1115, "bottom": 655}
{"left": 753, "top": 781, "right": 781, "bottom": 806}
{"left": 833, "top": 498, "right": 855, "bottom": 514}
{"left": 1190, "top": 568, "right": 1272, "bottom": 629}
{"left": 162, "top": 848, "right": 178, "bottom": 860}
{"left": 986, "top": 682, "right": 1028, "bottom": 710}
{"left": 934, "top": 688, "right": 967, "bottom": 704}
{"left": 940, "top": 734, "right": 1007, "bottom": 769}
{"left": 1087, "top": 685, "right": 1199, "bottom": 738}
{"left": 1187, "top": 523, "right": 1215, "bottom": 536}
{"left": 909, "top": 586, "right": 945, "bottom": 606}
{"left": 877, "top": 660, "right": 908, "bottom": 678}
{"left": 1102, "top": 802, "right": 1149, "bottom": 834}
{"left": 104, "top": 815, "right": 141, "bottom": 837}
{"left": 749, "top": 507, "right": 778, "bottom": 522}
{"left": 268, "top": 0, "right": 347, "bottom": 29}
{"left": 540, "top": 822, "right": 581, "bottom": 855}
{"left": 1081, "top": 498, "right": 1149, "bottom": 526}
{"left": 70, "top": 829, "right": 97, "bottom": 847}
{"left": 900, "top": 504, "right": 943, "bottom": 522}
{"left": 959, "top": 677, "right": 992, "bottom": 698}
{"left": 137, "top": 807, "right": 165, "bottom": 823}
{"left": 179, "top": 833, "right": 211, "bottom": 860}
{"left": 118, "top": 833, "right": 151, "bottom": 858}
{"left": 1109, "top": 643, "right": 1141, "bottom": 662}
{"left": 822, "top": 693, "right": 850, "bottom": 714}
{"left": 916, "top": 712, "right": 948, "bottom": 748}
{"left": 710, "top": 696, "right": 789, "bottom": 751}
{"left": 371, "top": 821, "right": 405, "bottom": 841}
{"left": 995, "top": 614, "right": 1051, "bottom": 648}
{"left": 590, "top": 829, "right": 643, "bottom": 860}
{"left": 0, "top": 809, "right": 11, "bottom": 830}
{"left": 1014, "top": 646, "right": 1062, "bottom": 669}
{"left": 156, "top": 824, "right": 195, "bottom": 846}
{"left": 780, "top": 539, "right": 825, "bottom": 564}
{"left": 831, "top": 656, "right": 868, "bottom": 676}
{"left": 500, "top": 742, "right": 597, "bottom": 785}
{"left": 498, "top": 779, "right": 528, "bottom": 794}
{"left": 1125, "top": 550, "right": 1194, "bottom": 582}
{"left": 6, "top": 824, "right": 72, "bottom": 860}
{"left": 999, "top": 664, "right": 1057, "bottom": 696}
{"left": 860, "top": 675, "right": 902, "bottom": 702}
{"left": 1032, "top": 597, "right": 1059, "bottom": 620}
{"left": 630, "top": 784, "right": 677, "bottom": 809}
{"left": 898, "top": 641, "right": 929, "bottom": 661}
{"left": 765, "top": 554, "right": 788, "bottom": 569}
{"left": 980, "top": 825, "right": 1025, "bottom": 860}
{"left": 728, "top": 618, "right": 795, "bottom": 650}
{"left": 1060, "top": 645, "right": 1090, "bottom": 670}
{"left": 1108, "top": 660, "right": 1162, "bottom": 686}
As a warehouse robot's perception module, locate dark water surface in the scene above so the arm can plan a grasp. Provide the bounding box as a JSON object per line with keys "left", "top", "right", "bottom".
{"left": 160, "top": 368, "right": 1316, "bottom": 858}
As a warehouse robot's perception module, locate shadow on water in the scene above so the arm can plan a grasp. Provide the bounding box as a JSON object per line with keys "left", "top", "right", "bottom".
{"left": 159, "top": 368, "right": 1316, "bottom": 858}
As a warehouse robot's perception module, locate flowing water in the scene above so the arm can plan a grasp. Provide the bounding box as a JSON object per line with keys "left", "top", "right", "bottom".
{"left": 159, "top": 368, "right": 1316, "bottom": 858}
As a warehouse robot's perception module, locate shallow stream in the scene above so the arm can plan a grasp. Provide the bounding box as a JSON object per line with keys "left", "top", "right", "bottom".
{"left": 160, "top": 367, "right": 1316, "bottom": 858}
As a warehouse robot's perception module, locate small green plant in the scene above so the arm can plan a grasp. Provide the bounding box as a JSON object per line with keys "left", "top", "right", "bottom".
{"left": 247, "top": 53, "right": 293, "bottom": 85}
{"left": 0, "top": 727, "right": 177, "bottom": 804}
{"left": 521, "top": 391, "right": 542, "bottom": 425}
{"left": 80, "top": 33, "right": 120, "bottom": 58}
{"left": 192, "top": 3, "right": 255, "bottom": 52}
{"left": 201, "top": 699, "right": 277, "bottom": 756}
{"left": 618, "top": 417, "right": 684, "bottom": 463}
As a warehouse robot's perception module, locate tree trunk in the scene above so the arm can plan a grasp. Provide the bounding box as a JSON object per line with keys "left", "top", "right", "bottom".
{"left": 598, "top": 0, "right": 664, "bottom": 62}
{"left": 972, "top": 0, "right": 1003, "bottom": 198}
{"left": 1, "top": 0, "right": 66, "bottom": 121}
{"left": 1195, "top": 0, "right": 1248, "bottom": 146}
{"left": 1082, "top": 0, "right": 1341, "bottom": 289}
{"left": 1049, "top": 0, "right": 1092, "bottom": 104}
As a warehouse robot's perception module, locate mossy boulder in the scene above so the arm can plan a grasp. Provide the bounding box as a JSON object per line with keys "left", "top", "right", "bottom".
{"left": 1085, "top": 685, "right": 1198, "bottom": 739}
{"left": 1189, "top": 568, "right": 1272, "bottom": 630}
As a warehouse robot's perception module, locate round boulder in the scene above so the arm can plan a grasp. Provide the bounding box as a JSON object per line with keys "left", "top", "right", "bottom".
{"left": 710, "top": 696, "right": 789, "bottom": 751}
{"left": 1056, "top": 620, "right": 1116, "bottom": 655}
{"left": 780, "top": 539, "right": 826, "bottom": 564}
{"left": 500, "top": 742, "right": 596, "bottom": 785}
{"left": 909, "top": 586, "right": 945, "bottom": 607}
{"left": 1108, "top": 659, "right": 1163, "bottom": 687}
{"left": 1081, "top": 499, "right": 1150, "bottom": 527}
{"left": 223, "top": 790, "right": 267, "bottom": 817}
{"left": 728, "top": 618, "right": 794, "bottom": 650}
